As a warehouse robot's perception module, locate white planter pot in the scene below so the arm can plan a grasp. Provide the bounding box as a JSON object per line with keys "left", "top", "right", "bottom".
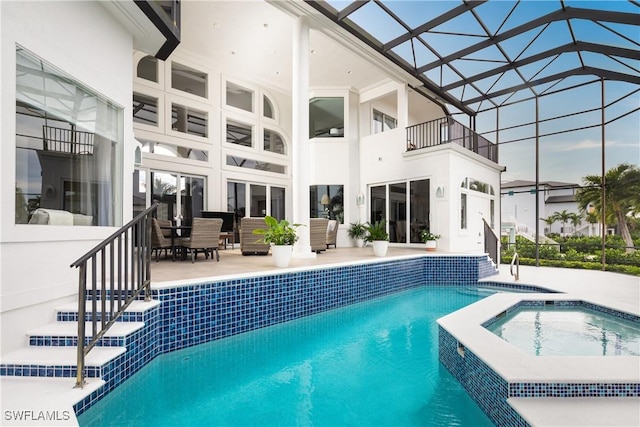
{"left": 355, "top": 238, "right": 365, "bottom": 248}
{"left": 425, "top": 240, "right": 437, "bottom": 251}
{"left": 372, "top": 240, "right": 388, "bottom": 257}
{"left": 272, "top": 245, "right": 293, "bottom": 267}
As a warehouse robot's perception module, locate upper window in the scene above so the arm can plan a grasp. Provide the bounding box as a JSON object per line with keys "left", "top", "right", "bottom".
{"left": 226, "top": 156, "right": 285, "bottom": 174}
{"left": 263, "top": 129, "right": 285, "bottom": 154}
{"left": 310, "top": 97, "right": 344, "bottom": 138}
{"left": 15, "top": 46, "right": 123, "bottom": 226}
{"left": 171, "top": 104, "right": 207, "bottom": 137}
{"left": 171, "top": 62, "right": 207, "bottom": 98}
{"left": 461, "top": 177, "right": 495, "bottom": 195}
{"left": 373, "top": 109, "right": 397, "bottom": 134}
{"left": 263, "top": 95, "right": 274, "bottom": 119}
{"left": 138, "top": 138, "right": 208, "bottom": 162}
{"left": 137, "top": 55, "right": 158, "bottom": 82}
{"left": 227, "top": 120, "right": 252, "bottom": 148}
{"left": 133, "top": 93, "right": 158, "bottom": 126}
{"left": 226, "top": 82, "right": 254, "bottom": 113}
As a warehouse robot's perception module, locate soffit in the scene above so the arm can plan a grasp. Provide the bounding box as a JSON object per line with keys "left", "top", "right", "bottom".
{"left": 177, "top": 1, "right": 389, "bottom": 92}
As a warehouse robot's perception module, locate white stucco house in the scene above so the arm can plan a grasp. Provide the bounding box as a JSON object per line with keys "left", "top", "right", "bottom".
{"left": 501, "top": 179, "right": 601, "bottom": 239}
{"left": 1, "top": 1, "right": 504, "bottom": 355}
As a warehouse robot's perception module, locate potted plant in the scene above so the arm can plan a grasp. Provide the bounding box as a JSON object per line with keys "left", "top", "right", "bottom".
{"left": 420, "top": 229, "right": 441, "bottom": 251}
{"left": 347, "top": 220, "right": 367, "bottom": 248}
{"left": 253, "top": 215, "right": 302, "bottom": 267}
{"left": 364, "top": 220, "right": 389, "bottom": 257}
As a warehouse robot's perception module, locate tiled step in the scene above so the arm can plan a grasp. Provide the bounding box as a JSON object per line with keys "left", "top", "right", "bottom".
{"left": 27, "top": 321, "right": 145, "bottom": 347}
{"left": 0, "top": 346, "right": 125, "bottom": 378}
{"left": 56, "top": 299, "right": 160, "bottom": 322}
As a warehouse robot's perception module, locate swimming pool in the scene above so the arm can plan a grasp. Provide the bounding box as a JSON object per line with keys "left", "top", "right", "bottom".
{"left": 78, "top": 287, "right": 494, "bottom": 426}
{"left": 485, "top": 304, "right": 640, "bottom": 356}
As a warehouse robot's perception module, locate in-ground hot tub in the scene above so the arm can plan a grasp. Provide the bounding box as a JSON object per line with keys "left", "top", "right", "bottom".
{"left": 484, "top": 301, "right": 640, "bottom": 356}
{"left": 437, "top": 293, "right": 640, "bottom": 426}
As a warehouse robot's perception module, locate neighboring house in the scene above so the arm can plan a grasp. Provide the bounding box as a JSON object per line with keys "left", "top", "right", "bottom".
{"left": 1, "top": 1, "right": 503, "bottom": 354}
{"left": 501, "top": 180, "right": 599, "bottom": 237}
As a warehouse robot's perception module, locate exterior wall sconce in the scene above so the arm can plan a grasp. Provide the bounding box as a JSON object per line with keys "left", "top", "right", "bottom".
{"left": 436, "top": 186, "right": 445, "bottom": 198}
{"left": 356, "top": 193, "right": 365, "bottom": 206}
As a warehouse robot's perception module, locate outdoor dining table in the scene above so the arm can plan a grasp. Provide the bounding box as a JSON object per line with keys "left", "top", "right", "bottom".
{"left": 159, "top": 225, "right": 191, "bottom": 261}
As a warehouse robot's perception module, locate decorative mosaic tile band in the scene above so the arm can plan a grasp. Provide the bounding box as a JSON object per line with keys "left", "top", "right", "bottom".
{"left": 477, "top": 281, "right": 556, "bottom": 294}
{"left": 0, "top": 365, "right": 100, "bottom": 378}
{"left": 29, "top": 336, "right": 125, "bottom": 347}
{"left": 57, "top": 311, "right": 146, "bottom": 323}
{"left": 510, "top": 382, "right": 640, "bottom": 398}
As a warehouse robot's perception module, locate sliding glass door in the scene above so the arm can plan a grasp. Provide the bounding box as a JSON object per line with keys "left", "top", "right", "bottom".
{"left": 369, "top": 179, "right": 430, "bottom": 244}
{"left": 133, "top": 168, "right": 205, "bottom": 225}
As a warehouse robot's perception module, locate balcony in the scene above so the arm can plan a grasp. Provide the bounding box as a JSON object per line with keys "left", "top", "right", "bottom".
{"left": 406, "top": 117, "right": 498, "bottom": 163}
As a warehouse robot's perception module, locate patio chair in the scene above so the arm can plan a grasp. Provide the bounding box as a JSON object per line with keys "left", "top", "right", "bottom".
{"left": 240, "top": 217, "right": 270, "bottom": 255}
{"left": 151, "top": 218, "right": 173, "bottom": 261}
{"left": 156, "top": 218, "right": 173, "bottom": 238}
{"left": 326, "top": 219, "right": 338, "bottom": 249}
{"left": 177, "top": 218, "right": 223, "bottom": 263}
{"left": 310, "top": 218, "right": 329, "bottom": 253}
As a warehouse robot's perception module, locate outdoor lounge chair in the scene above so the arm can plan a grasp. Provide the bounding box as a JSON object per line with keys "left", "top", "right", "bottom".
{"left": 151, "top": 218, "right": 173, "bottom": 261}
{"left": 310, "top": 218, "right": 329, "bottom": 253}
{"left": 326, "top": 219, "right": 338, "bottom": 248}
{"left": 177, "top": 217, "right": 223, "bottom": 263}
{"left": 240, "top": 217, "right": 270, "bottom": 255}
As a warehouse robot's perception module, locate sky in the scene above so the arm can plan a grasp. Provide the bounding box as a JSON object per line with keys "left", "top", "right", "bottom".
{"left": 327, "top": 0, "right": 640, "bottom": 185}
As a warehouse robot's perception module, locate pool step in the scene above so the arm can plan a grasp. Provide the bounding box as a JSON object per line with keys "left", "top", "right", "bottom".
{"left": 0, "top": 299, "right": 158, "bottom": 380}
{"left": 0, "top": 346, "right": 126, "bottom": 378}
{"left": 27, "top": 321, "right": 144, "bottom": 347}
{"left": 55, "top": 299, "right": 160, "bottom": 322}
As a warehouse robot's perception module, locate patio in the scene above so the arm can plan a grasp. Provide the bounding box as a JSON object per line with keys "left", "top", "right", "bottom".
{"left": 150, "top": 246, "right": 428, "bottom": 284}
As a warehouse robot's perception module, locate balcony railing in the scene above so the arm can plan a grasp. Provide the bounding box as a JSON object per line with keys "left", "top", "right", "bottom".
{"left": 406, "top": 117, "right": 498, "bottom": 162}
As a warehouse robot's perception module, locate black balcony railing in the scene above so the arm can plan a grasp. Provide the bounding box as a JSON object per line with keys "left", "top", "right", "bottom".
{"left": 406, "top": 117, "right": 498, "bottom": 162}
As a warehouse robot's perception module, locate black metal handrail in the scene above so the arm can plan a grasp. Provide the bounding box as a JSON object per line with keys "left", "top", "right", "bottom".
{"left": 483, "top": 218, "right": 499, "bottom": 266}
{"left": 406, "top": 117, "right": 498, "bottom": 162}
{"left": 70, "top": 203, "right": 157, "bottom": 388}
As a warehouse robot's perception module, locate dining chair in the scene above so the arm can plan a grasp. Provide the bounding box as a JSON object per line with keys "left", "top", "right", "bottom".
{"left": 177, "top": 218, "right": 223, "bottom": 263}
{"left": 151, "top": 218, "right": 173, "bottom": 261}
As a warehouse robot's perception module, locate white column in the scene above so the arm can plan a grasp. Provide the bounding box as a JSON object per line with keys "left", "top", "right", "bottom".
{"left": 291, "top": 16, "right": 315, "bottom": 258}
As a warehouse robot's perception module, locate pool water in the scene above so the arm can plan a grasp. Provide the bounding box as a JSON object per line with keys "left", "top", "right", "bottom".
{"left": 78, "top": 287, "right": 494, "bottom": 426}
{"left": 486, "top": 305, "right": 640, "bottom": 356}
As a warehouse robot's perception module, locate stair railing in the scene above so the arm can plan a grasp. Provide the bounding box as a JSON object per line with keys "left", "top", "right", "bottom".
{"left": 510, "top": 252, "right": 520, "bottom": 281}
{"left": 70, "top": 203, "right": 157, "bottom": 388}
{"left": 483, "top": 218, "right": 499, "bottom": 266}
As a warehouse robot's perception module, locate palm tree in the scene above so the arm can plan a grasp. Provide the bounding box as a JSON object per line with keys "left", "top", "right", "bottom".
{"left": 576, "top": 163, "right": 640, "bottom": 253}
{"left": 552, "top": 210, "right": 573, "bottom": 236}
{"left": 569, "top": 212, "right": 582, "bottom": 235}
{"left": 540, "top": 216, "right": 556, "bottom": 235}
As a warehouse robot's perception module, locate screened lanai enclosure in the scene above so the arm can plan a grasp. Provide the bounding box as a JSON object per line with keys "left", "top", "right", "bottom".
{"left": 308, "top": 0, "right": 640, "bottom": 269}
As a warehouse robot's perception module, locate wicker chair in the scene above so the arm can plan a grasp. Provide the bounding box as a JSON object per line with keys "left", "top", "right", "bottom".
{"left": 151, "top": 218, "right": 173, "bottom": 261}
{"left": 310, "top": 218, "right": 329, "bottom": 253}
{"left": 177, "top": 218, "right": 223, "bottom": 263}
{"left": 156, "top": 218, "right": 173, "bottom": 238}
{"left": 240, "top": 217, "right": 270, "bottom": 255}
{"left": 326, "top": 220, "right": 338, "bottom": 249}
